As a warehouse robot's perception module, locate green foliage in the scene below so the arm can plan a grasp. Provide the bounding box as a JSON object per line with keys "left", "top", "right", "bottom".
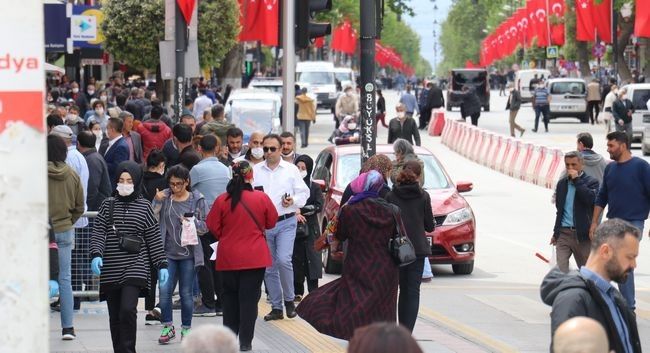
{"left": 437, "top": 0, "right": 488, "bottom": 75}
{"left": 101, "top": 0, "right": 240, "bottom": 71}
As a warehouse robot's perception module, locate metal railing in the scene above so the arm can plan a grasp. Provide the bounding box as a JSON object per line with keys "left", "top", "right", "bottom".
{"left": 72, "top": 212, "right": 99, "bottom": 298}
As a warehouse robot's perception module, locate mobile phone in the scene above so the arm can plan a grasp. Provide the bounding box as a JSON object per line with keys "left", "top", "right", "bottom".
{"left": 283, "top": 193, "right": 291, "bottom": 200}
{"left": 183, "top": 212, "right": 194, "bottom": 218}
{"left": 254, "top": 186, "right": 264, "bottom": 192}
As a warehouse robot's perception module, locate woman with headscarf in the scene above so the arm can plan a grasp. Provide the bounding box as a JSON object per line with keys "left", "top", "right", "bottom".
{"left": 89, "top": 160, "right": 169, "bottom": 353}
{"left": 296, "top": 170, "right": 403, "bottom": 340}
{"left": 292, "top": 155, "right": 324, "bottom": 302}
{"left": 206, "top": 161, "right": 278, "bottom": 351}
{"left": 341, "top": 154, "right": 392, "bottom": 205}
{"left": 333, "top": 115, "right": 360, "bottom": 145}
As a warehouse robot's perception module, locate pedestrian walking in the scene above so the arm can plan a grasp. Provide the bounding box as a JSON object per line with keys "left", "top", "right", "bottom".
{"left": 602, "top": 85, "right": 618, "bottom": 133}
{"left": 292, "top": 155, "right": 324, "bottom": 302}
{"left": 296, "top": 170, "right": 402, "bottom": 340}
{"left": 611, "top": 87, "right": 635, "bottom": 143}
{"left": 532, "top": 81, "right": 551, "bottom": 133}
{"left": 77, "top": 131, "right": 112, "bottom": 212}
{"left": 99, "top": 118, "right": 130, "bottom": 189}
{"left": 135, "top": 105, "right": 172, "bottom": 161}
{"left": 551, "top": 151, "right": 599, "bottom": 273}
{"left": 48, "top": 135, "right": 85, "bottom": 340}
{"left": 590, "top": 132, "right": 650, "bottom": 310}
{"left": 387, "top": 104, "right": 421, "bottom": 146}
{"left": 451, "top": 86, "right": 481, "bottom": 126}
{"left": 576, "top": 133, "right": 608, "bottom": 184}
{"left": 206, "top": 161, "right": 278, "bottom": 351}
{"left": 398, "top": 84, "right": 419, "bottom": 118}
{"left": 252, "top": 134, "right": 310, "bottom": 321}
{"left": 390, "top": 139, "right": 424, "bottom": 186}
{"left": 541, "top": 219, "right": 642, "bottom": 353}
{"left": 587, "top": 79, "right": 602, "bottom": 124}
{"left": 334, "top": 86, "right": 359, "bottom": 130}
{"left": 119, "top": 112, "right": 143, "bottom": 164}
{"left": 235, "top": 131, "right": 265, "bottom": 165}
{"left": 153, "top": 165, "right": 209, "bottom": 344}
{"left": 376, "top": 89, "right": 388, "bottom": 128}
{"left": 89, "top": 161, "right": 169, "bottom": 353}
{"left": 386, "top": 161, "right": 435, "bottom": 332}
{"left": 296, "top": 88, "right": 316, "bottom": 148}
{"left": 340, "top": 154, "right": 393, "bottom": 205}
{"left": 553, "top": 317, "right": 609, "bottom": 353}
{"left": 417, "top": 84, "right": 430, "bottom": 129}
{"left": 347, "top": 322, "right": 424, "bottom": 353}
{"left": 225, "top": 127, "right": 248, "bottom": 165}
{"left": 505, "top": 83, "right": 525, "bottom": 137}
{"left": 190, "top": 134, "right": 232, "bottom": 317}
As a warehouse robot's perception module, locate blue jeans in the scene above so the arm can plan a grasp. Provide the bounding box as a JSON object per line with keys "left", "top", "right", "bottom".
{"left": 534, "top": 105, "right": 550, "bottom": 131}
{"left": 265, "top": 217, "right": 297, "bottom": 310}
{"left": 159, "top": 258, "right": 195, "bottom": 328}
{"left": 55, "top": 229, "right": 75, "bottom": 329}
{"left": 619, "top": 220, "right": 644, "bottom": 310}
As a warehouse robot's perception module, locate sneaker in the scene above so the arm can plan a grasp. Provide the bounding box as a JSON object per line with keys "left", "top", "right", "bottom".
{"left": 193, "top": 304, "right": 217, "bottom": 317}
{"left": 263, "top": 309, "right": 284, "bottom": 321}
{"left": 240, "top": 344, "right": 253, "bottom": 351}
{"left": 62, "top": 327, "right": 76, "bottom": 340}
{"left": 285, "top": 301, "right": 297, "bottom": 319}
{"left": 152, "top": 306, "right": 162, "bottom": 317}
{"left": 158, "top": 325, "right": 176, "bottom": 345}
{"left": 294, "top": 295, "right": 303, "bottom": 303}
{"left": 180, "top": 328, "right": 191, "bottom": 341}
{"left": 145, "top": 313, "right": 161, "bottom": 325}
{"left": 50, "top": 299, "right": 60, "bottom": 312}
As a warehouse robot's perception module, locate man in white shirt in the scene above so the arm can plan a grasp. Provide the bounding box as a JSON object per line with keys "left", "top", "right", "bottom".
{"left": 193, "top": 87, "right": 213, "bottom": 119}
{"left": 253, "top": 134, "right": 310, "bottom": 321}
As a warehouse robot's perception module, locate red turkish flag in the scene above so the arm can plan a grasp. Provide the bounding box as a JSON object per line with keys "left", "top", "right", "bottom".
{"left": 332, "top": 21, "right": 355, "bottom": 54}
{"left": 526, "top": 0, "right": 538, "bottom": 42}
{"left": 176, "top": 0, "right": 196, "bottom": 24}
{"left": 238, "top": 0, "right": 279, "bottom": 46}
{"left": 532, "top": 0, "right": 549, "bottom": 47}
{"left": 575, "top": 0, "right": 595, "bottom": 41}
{"left": 549, "top": 0, "right": 565, "bottom": 46}
{"left": 314, "top": 37, "right": 324, "bottom": 48}
{"left": 636, "top": 0, "right": 650, "bottom": 37}
{"left": 593, "top": 0, "right": 612, "bottom": 43}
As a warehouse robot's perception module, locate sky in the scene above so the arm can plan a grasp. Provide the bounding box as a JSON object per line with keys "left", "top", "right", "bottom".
{"left": 402, "top": 0, "right": 452, "bottom": 73}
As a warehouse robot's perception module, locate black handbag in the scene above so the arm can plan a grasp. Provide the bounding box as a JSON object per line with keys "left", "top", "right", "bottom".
{"left": 296, "top": 221, "right": 309, "bottom": 239}
{"left": 388, "top": 205, "right": 416, "bottom": 267}
{"left": 108, "top": 197, "right": 142, "bottom": 254}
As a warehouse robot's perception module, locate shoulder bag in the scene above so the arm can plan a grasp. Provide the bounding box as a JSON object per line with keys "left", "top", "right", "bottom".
{"left": 108, "top": 197, "right": 142, "bottom": 254}
{"left": 239, "top": 198, "right": 265, "bottom": 235}
{"left": 388, "top": 205, "right": 416, "bottom": 267}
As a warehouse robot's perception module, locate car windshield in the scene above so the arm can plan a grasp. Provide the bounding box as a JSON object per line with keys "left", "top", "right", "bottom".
{"left": 335, "top": 72, "right": 351, "bottom": 83}
{"left": 550, "top": 82, "right": 586, "bottom": 95}
{"left": 452, "top": 71, "right": 487, "bottom": 90}
{"left": 631, "top": 89, "right": 650, "bottom": 110}
{"left": 228, "top": 99, "right": 277, "bottom": 136}
{"left": 335, "top": 154, "right": 450, "bottom": 190}
{"left": 250, "top": 84, "right": 283, "bottom": 94}
{"left": 297, "top": 71, "right": 335, "bottom": 85}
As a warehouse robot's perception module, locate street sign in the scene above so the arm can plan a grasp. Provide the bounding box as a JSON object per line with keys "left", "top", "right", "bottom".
{"left": 592, "top": 43, "right": 605, "bottom": 58}
{"left": 546, "top": 46, "right": 558, "bottom": 59}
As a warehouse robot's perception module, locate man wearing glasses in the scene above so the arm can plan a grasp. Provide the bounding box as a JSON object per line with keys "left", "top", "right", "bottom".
{"left": 253, "top": 134, "right": 310, "bottom": 321}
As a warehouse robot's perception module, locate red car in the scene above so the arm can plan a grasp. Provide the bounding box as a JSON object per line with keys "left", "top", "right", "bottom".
{"left": 312, "top": 144, "right": 476, "bottom": 275}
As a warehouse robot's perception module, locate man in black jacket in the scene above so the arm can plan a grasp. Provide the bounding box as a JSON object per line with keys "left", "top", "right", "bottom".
{"left": 552, "top": 151, "right": 600, "bottom": 273}
{"left": 424, "top": 82, "right": 445, "bottom": 127}
{"left": 77, "top": 131, "right": 112, "bottom": 211}
{"left": 450, "top": 86, "right": 481, "bottom": 126}
{"left": 541, "top": 219, "right": 641, "bottom": 353}
{"left": 388, "top": 104, "right": 421, "bottom": 146}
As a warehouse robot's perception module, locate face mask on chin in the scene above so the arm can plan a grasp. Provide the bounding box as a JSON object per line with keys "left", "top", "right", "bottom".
{"left": 281, "top": 150, "right": 294, "bottom": 158}
{"left": 116, "top": 183, "right": 134, "bottom": 196}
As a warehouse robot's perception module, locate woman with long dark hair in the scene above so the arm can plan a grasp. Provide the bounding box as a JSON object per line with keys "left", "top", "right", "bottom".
{"left": 206, "top": 161, "right": 278, "bottom": 351}
{"left": 89, "top": 160, "right": 169, "bottom": 353}
{"left": 153, "top": 165, "right": 208, "bottom": 344}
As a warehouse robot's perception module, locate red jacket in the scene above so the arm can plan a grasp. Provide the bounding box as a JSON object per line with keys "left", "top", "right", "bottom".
{"left": 135, "top": 120, "right": 172, "bottom": 160}
{"left": 207, "top": 190, "right": 278, "bottom": 271}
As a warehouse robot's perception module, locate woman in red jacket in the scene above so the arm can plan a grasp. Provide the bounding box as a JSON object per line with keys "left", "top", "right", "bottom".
{"left": 206, "top": 161, "right": 278, "bottom": 352}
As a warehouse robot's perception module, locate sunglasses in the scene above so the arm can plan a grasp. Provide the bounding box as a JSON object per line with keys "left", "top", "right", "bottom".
{"left": 169, "top": 181, "right": 186, "bottom": 187}
{"left": 263, "top": 147, "right": 278, "bottom": 153}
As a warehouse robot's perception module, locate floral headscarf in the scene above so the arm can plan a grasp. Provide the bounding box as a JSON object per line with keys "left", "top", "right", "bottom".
{"left": 360, "top": 154, "right": 392, "bottom": 181}
{"left": 348, "top": 170, "right": 384, "bottom": 205}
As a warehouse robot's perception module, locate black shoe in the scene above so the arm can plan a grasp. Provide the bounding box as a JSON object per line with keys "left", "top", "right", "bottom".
{"left": 285, "top": 301, "right": 297, "bottom": 319}
{"left": 62, "top": 327, "right": 76, "bottom": 340}
{"left": 145, "top": 313, "right": 161, "bottom": 325}
{"left": 532, "top": 128, "right": 538, "bottom": 133}
{"left": 240, "top": 344, "right": 252, "bottom": 351}
{"left": 264, "top": 309, "right": 284, "bottom": 321}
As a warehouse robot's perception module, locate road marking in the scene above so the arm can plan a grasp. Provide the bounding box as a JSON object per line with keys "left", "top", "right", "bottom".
{"left": 468, "top": 295, "right": 550, "bottom": 324}
{"left": 419, "top": 306, "right": 519, "bottom": 353}
{"left": 257, "top": 300, "right": 346, "bottom": 353}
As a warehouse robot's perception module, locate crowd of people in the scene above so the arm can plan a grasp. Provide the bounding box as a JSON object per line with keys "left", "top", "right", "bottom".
{"left": 45, "top": 73, "right": 439, "bottom": 352}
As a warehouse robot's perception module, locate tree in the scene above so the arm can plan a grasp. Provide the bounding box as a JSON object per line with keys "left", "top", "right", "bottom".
{"left": 101, "top": 0, "right": 240, "bottom": 73}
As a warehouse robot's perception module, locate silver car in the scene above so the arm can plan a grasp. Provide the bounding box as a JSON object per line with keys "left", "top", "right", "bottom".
{"left": 547, "top": 78, "right": 588, "bottom": 123}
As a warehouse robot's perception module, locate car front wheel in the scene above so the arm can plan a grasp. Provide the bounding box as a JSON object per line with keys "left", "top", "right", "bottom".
{"left": 452, "top": 261, "right": 474, "bottom": 275}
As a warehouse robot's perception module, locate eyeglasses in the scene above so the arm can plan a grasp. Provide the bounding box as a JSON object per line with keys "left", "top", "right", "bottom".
{"left": 263, "top": 147, "right": 278, "bottom": 153}
{"left": 169, "top": 181, "right": 185, "bottom": 187}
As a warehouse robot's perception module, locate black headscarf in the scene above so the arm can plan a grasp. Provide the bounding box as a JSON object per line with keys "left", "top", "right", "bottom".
{"left": 295, "top": 154, "right": 314, "bottom": 187}
{"left": 114, "top": 160, "right": 144, "bottom": 202}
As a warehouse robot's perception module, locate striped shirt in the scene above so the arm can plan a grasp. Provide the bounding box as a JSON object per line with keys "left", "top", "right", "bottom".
{"left": 533, "top": 87, "right": 550, "bottom": 106}
{"left": 90, "top": 197, "right": 167, "bottom": 297}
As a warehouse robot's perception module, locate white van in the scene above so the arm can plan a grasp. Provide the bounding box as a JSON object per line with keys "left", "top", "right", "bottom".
{"left": 515, "top": 69, "right": 552, "bottom": 103}
{"left": 333, "top": 67, "right": 356, "bottom": 90}
{"left": 547, "top": 78, "right": 588, "bottom": 123}
{"left": 296, "top": 61, "right": 337, "bottom": 108}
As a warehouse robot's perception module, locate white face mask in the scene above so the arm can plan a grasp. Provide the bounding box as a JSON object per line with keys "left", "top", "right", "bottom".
{"left": 116, "top": 183, "right": 134, "bottom": 196}
{"left": 300, "top": 170, "right": 308, "bottom": 179}
{"left": 87, "top": 90, "right": 95, "bottom": 96}
{"left": 251, "top": 147, "right": 264, "bottom": 159}
{"left": 66, "top": 114, "right": 79, "bottom": 122}
{"left": 95, "top": 108, "right": 104, "bottom": 116}
{"left": 72, "top": 87, "right": 79, "bottom": 94}
{"left": 397, "top": 112, "right": 405, "bottom": 118}
{"left": 347, "top": 123, "right": 357, "bottom": 130}
{"left": 346, "top": 91, "right": 353, "bottom": 97}
{"left": 93, "top": 130, "right": 103, "bottom": 139}
{"left": 100, "top": 95, "right": 108, "bottom": 102}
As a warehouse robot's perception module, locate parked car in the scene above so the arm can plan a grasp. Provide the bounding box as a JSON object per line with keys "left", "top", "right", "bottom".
{"left": 547, "top": 78, "right": 589, "bottom": 123}
{"left": 247, "top": 77, "right": 284, "bottom": 94}
{"left": 224, "top": 89, "right": 281, "bottom": 142}
{"left": 620, "top": 83, "right": 650, "bottom": 153}
{"left": 515, "top": 69, "right": 552, "bottom": 103}
{"left": 446, "top": 68, "right": 490, "bottom": 112}
{"left": 312, "top": 144, "right": 476, "bottom": 275}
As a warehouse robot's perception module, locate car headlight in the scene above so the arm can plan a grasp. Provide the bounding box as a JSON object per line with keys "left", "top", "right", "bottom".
{"left": 328, "top": 92, "right": 338, "bottom": 99}
{"left": 442, "top": 207, "right": 473, "bottom": 226}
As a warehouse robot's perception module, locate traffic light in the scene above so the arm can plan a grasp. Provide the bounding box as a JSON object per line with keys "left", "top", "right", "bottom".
{"left": 295, "top": 0, "right": 332, "bottom": 50}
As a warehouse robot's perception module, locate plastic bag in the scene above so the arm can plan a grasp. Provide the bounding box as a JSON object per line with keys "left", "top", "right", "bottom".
{"left": 181, "top": 217, "right": 199, "bottom": 247}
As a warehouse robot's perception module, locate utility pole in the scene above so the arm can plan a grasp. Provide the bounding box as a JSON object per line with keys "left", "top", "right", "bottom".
{"left": 281, "top": 0, "right": 296, "bottom": 133}
{"left": 174, "top": 1, "right": 188, "bottom": 120}
{"left": 359, "top": 0, "right": 380, "bottom": 164}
